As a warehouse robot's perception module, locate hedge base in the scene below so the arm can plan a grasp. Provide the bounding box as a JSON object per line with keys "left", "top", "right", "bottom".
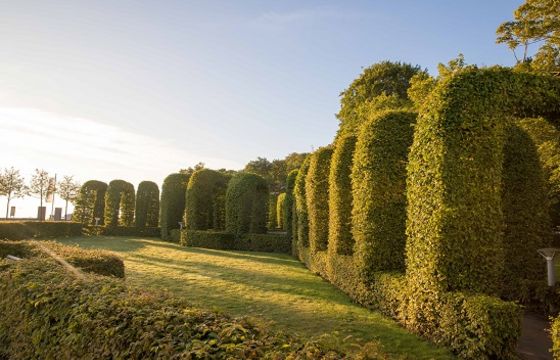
{"left": 84, "top": 226, "right": 160, "bottom": 237}
{"left": 0, "top": 221, "right": 83, "bottom": 240}
{"left": 181, "top": 230, "right": 290, "bottom": 253}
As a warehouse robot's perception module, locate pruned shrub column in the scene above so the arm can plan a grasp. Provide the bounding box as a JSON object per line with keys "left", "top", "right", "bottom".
{"left": 160, "top": 173, "right": 189, "bottom": 240}
{"left": 328, "top": 135, "right": 356, "bottom": 256}
{"left": 73, "top": 180, "right": 108, "bottom": 225}
{"left": 352, "top": 111, "right": 416, "bottom": 285}
{"left": 276, "top": 193, "right": 286, "bottom": 230}
{"left": 294, "top": 158, "right": 311, "bottom": 248}
{"left": 225, "top": 172, "right": 268, "bottom": 237}
{"left": 285, "top": 170, "right": 298, "bottom": 241}
{"left": 104, "top": 180, "right": 135, "bottom": 227}
{"left": 135, "top": 181, "right": 160, "bottom": 228}
{"left": 305, "top": 147, "right": 333, "bottom": 253}
{"left": 267, "top": 193, "right": 278, "bottom": 230}
{"left": 185, "top": 169, "right": 229, "bottom": 231}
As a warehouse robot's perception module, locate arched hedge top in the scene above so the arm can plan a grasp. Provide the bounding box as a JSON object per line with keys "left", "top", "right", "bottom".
{"left": 406, "top": 68, "right": 560, "bottom": 295}
{"left": 225, "top": 172, "right": 268, "bottom": 236}
{"left": 185, "top": 169, "right": 229, "bottom": 231}
{"left": 160, "top": 173, "right": 190, "bottom": 238}
{"left": 74, "top": 180, "right": 108, "bottom": 225}
{"left": 135, "top": 181, "right": 159, "bottom": 228}
{"left": 104, "top": 180, "right": 135, "bottom": 227}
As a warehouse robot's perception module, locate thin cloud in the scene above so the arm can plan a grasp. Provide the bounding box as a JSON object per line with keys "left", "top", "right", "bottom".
{"left": 253, "top": 6, "right": 372, "bottom": 26}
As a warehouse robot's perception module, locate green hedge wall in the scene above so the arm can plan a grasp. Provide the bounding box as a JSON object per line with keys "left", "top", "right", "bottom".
{"left": 305, "top": 147, "right": 333, "bottom": 253}
{"left": 72, "top": 180, "right": 107, "bottom": 225}
{"left": 104, "top": 180, "right": 135, "bottom": 227}
{"left": 180, "top": 229, "right": 234, "bottom": 249}
{"left": 352, "top": 111, "right": 416, "bottom": 285}
{"left": 285, "top": 170, "right": 298, "bottom": 242}
{"left": 406, "top": 68, "right": 560, "bottom": 297}
{"left": 553, "top": 315, "right": 560, "bottom": 359}
{"left": 328, "top": 134, "right": 356, "bottom": 256}
{"left": 134, "top": 181, "right": 160, "bottom": 228}
{"left": 225, "top": 172, "right": 268, "bottom": 237}
{"left": 160, "top": 173, "right": 189, "bottom": 240}
{"left": 0, "top": 221, "right": 83, "bottom": 240}
{"left": 276, "top": 192, "right": 286, "bottom": 230}
{"left": 501, "top": 123, "right": 550, "bottom": 299}
{"left": 181, "top": 230, "right": 290, "bottom": 253}
{"left": 267, "top": 193, "right": 278, "bottom": 230}
{"left": 294, "top": 157, "right": 311, "bottom": 248}
{"left": 85, "top": 225, "right": 160, "bottom": 238}
{"left": 185, "top": 169, "right": 229, "bottom": 231}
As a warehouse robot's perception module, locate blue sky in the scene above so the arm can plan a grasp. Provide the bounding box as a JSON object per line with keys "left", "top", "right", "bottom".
{"left": 0, "top": 0, "right": 522, "bottom": 215}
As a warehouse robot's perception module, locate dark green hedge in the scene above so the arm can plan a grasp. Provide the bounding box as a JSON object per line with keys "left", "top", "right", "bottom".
{"left": 0, "top": 240, "right": 124, "bottom": 278}
{"left": 267, "top": 193, "right": 278, "bottom": 230}
{"left": 328, "top": 134, "right": 356, "bottom": 257}
{"left": 294, "top": 157, "right": 311, "bottom": 248}
{"left": 104, "top": 180, "right": 135, "bottom": 227}
{"left": 185, "top": 169, "right": 229, "bottom": 231}
{"left": 134, "top": 181, "right": 159, "bottom": 228}
{"left": 305, "top": 147, "right": 333, "bottom": 253}
{"left": 285, "top": 170, "right": 298, "bottom": 243}
{"left": 225, "top": 172, "right": 268, "bottom": 237}
{"left": 276, "top": 192, "right": 286, "bottom": 230}
{"left": 0, "top": 258, "right": 338, "bottom": 359}
{"left": 0, "top": 221, "right": 83, "bottom": 240}
{"left": 160, "top": 173, "right": 189, "bottom": 240}
{"left": 72, "top": 180, "right": 107, "bottom": 225}
{"left": 352, "top": 111, "right": 416, "bottom": 285}
{"left": 85, "top": 225, "right": 160, "bottom": 238}
{"left": 180, "top": 229, "right": 234, "bottom": 249}
{"left": 181, "top": 230, "right": 290, "bottom": 253}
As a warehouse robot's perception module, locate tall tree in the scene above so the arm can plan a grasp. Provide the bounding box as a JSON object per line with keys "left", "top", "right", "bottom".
{"left": 58, "top": 175, "right": 81, "bottom": 220}
{"left": 30, "top": 169, "right": 50, "bottom": 220}
{"left": 0, "top": 167, "right": 28, "bottom": 219}
{"left": 497, "top": 0, "right": 560, "bottom": 74}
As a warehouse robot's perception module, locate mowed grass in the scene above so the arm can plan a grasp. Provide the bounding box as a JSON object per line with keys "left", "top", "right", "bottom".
{"left": 56, "top": 236, "right": 453, "bottom": 359}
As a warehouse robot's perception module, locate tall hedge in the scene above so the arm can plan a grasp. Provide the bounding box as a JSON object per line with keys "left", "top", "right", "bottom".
{"left": 328, "top": 134, "right": 356, "bottom": 256}
{"left": 406, "top": 68, "right": 560, "bottom": 297}
{"left": 276, "top": 193, "right": 286, "bottom": 230}
{"left": 134, "top": 181, "right": 160, "bottom": 228}
{"left": 160, "top": 173, "right": 189, "bottom": 240}
{"left": 104, "top": 180, "right": 135, "bottom": 227}
{"left": 352, "top": 111, "right": 416, "bottom": 285}
{"left": 294, "top": 158, "right": 311, "bottom": 248}
{"left": 305, "top": 147, "right": 333, "bottom": 253}
{"left": 285, "top": 170, "right": 298, "bottom": 241}
{"left": 185, "top": 169, "right": 228, "bottom": 231}
{"left": 501, "top": 122, "right": 550, "bottom": 298}
{"left": 225, "top": 172, "right": 268, "bottom": 237}
{"left": 72, "top": 180, "right": 107, "bottom": 225}
{"left": 267, "top": 194, "right": 278, "bottom": 230}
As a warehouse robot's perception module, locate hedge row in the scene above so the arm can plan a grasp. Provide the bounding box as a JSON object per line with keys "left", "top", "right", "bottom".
{"left": 225, "top": 172, "right": 268, "bottom": 237}
{"left": 276, "top": 192, "right": 286, "bottom": 230}
{"left": 284, "top": 170, "right": 298, "bottom": 243}
{"left": 134, "top": 181, "right": 160, "bottom": 228}
{"left": 85, "top": 225, "right": 160, "bottom": 238}
{"left": 0, "top": 258, "right": 338, "bottom": 359}
{"left": 160, "top": 173, "right": 189, "bottom": 240}
{"left": 104, "top": 180, "right": 135, "bottom": 227}
{"left": 0, "top": 221, "right": 83, "bottom": 240}
{"left": 267, "top": 193, "right": 277, "bottom": 230}
{"left": 185, "top": 169, "right": 228, "bottom": 231}
{"left": 180, "top": 230, "right": 290, "bottom": 253}
{"left": 72, "top": 180, "right": 107, "bottom": 225}
{"left": 294, "top": 157, "right": 311, "bottom": 247}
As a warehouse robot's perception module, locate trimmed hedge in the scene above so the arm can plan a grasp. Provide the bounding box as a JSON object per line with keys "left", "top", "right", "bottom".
{"left": 0, "top": 240, "right": 124, "bottom": 278}
{"left": 104, "top": 180, "right": 135, "bottom": 227}
{"left": 0, "top": 221, "right": 83, "bottom": 240}
{"left": 0, "top": 258, "right": 339, "bottom": 359}
{"left": 185, "top": 169, "right": 229, "bottom": 231}
{"left": 285, "top": 170, "right": 298, "bottom": 242}
{"left": 72, "top": 180, "right": 107, "bottom": 225}
{"left": 352, "top": 111, "right": 416, "bottom": 285}
{"left": 160, "top": 173, "right": 189, "bottom": 240}
{"left": 181, "top": 230, "right": 290, "bottom": 253}
{"left": 85, "top": 225, "right": 160, "bottom": 238}
{"left": 180, "top": 229, "right": 234, "bottom": 249}
{"left": 276, "top": 192, "right": 286, "bottom": 230}
{"left": 553, "top": 315, "right": 560, "bottom": 359}
{"left": 328, "top": 134, "right": 356, "bottom": 257}
{"left": 267, "top": 193, "right": 278, "bottom": 230}
{"left": 294, "top": 157, "right": 311, "bottom": 248}
{"left": 305, "top": 147, "right": 333, "bottom": 253}
{"left": 134, "top": 181, "right": 160, "bottom": 228}
{"left": 225, "top": 173, "right": 268, "bottom": 237}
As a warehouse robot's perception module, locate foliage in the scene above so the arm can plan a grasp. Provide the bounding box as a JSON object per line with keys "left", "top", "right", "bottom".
{"left": 73, "top": 180, "right": 108, "bottom": 225}
{"left": 0, "top": 221, "right": 82, "bottom": 240}
{"left": 85, "top": 226, "right": 160, "bottom": 238}
{"left": 29, "top": 168, "right": 51, "bottom": 213}
{"left": 294, "top": 157, "right": 311, "bottom": 248}
{"left": 276, "top": 193, "right": 286, "bottom": 230}
{"left": 267, "top": 193, "right": 278, "bottom": 230}
{"left": 181, "top": 230, "right": 290, "bottom": 253}
{"left": 180, "top": 229, "right": 234, "bottom": 248}
{"left": 553, "top": 315, "right": 560, "bottom": 359}
{"left": 284, "top": 170, "right": 298, "bottom": 242}
{"left": 225, "top": 172, "right": 268, "bottom": 237}
{"left": 185, "top": 169, "right": 229, "bottom": 231}
{"left": 104, "top": 180, "right": 135, "bottom": 227}
{"left": 134, "top": 181, "right": 160, "bottom": 228}
{"left": 58, "top": 175, "right": 80, "bottom": 219}
{"left": 160, "top": 173, "right": 189, "bottom": 240}
{"left": 328, "top": 135, "right": 356, "bottom": 257}
{"left": 305, "top": 147, "right": 333, "bottom": 253}
{"left": 244, "top": 153, "right": 308, "bottom": 193}
{"left": 0, "top": 167, "right": 28, "bottom": 219}
{"left": 352, "top": 111, "right": 416, "bottom": 284}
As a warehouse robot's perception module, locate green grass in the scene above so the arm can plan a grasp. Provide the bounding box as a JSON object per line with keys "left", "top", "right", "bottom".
{"left": 56, "top": 236, "right": 453, "bottom": 359}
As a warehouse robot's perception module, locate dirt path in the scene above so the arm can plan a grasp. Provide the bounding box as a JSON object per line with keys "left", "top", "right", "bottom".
{"left": 518, "top": 312, "right": 553, "bottom": 360}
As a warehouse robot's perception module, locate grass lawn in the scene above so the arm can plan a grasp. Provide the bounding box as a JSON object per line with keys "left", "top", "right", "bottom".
{"left": 56, "top": 236, "right": 453, "bottom": 359}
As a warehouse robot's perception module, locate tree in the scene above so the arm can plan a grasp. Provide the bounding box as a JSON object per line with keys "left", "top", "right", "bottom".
{"left": 30, "top": 169, "right": 51, "bottom": 220}
{"left": 58, "top": 176, "right": 81, "bottom": 220}
{"left": 0, "top": 167, "right": 27, "bottom": 219}
{"left": 496, "top": 0, "right": 560, "bottom": 74}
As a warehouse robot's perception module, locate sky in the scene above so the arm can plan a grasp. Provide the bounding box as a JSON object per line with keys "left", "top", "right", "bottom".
{"left": 0, "top": 0, "right": 524, "bottom": 217}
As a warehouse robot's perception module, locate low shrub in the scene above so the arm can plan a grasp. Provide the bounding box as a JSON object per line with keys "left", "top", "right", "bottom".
{"left": 85, "top": 226, "right": 160, "bottom": 238}
{"left": 169, "top": 228, "right": 181, "bottom": 243}
{"left": 0, "top": 221, "right": 83, "bottom": 240}
{"left": 237, "top": 233, "right": 290, "bottom": 253}
{"left": 180, "top": 230, "right": 234, "bottom": 249}
{"left": 181, "top": 230, "right": 290, "bottom": 253}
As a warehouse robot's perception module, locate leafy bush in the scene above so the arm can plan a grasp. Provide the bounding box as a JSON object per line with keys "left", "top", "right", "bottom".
{"left": 553, "top": 315, "right": 560, "bottom": 359}
{"left": 72, "top": 180, "right": 107, "bottom": 225}
{"left": 267, "top": 193, "right": 277, "bottom": 230}
{"left": 284, "top": 170, "right": 298, "bottom": 242}
{"left": 352, "top": 111, "right": 416, "bottom": 285}
{"left": 238, "top": 233, "right": 290, "bottom": 253}
{"left": 181, "top": 230, "right": 290, "bottom": 253}
{"left": 160, "top": 173, "right": 189, "bottom": 240}
{"left": 180, "top": 229, "right": 234, "bottom": 249}
{"left": 134, "top": 181, "right": 159, "bottom": 228}
{"left": 225, "top": 173, "right": 268, "bottom": 237}
{"left": 294, "top": 157, "right": 311, "bottom": 249}
{"left": 185, "top": 169, "right": 229, "bottom": 231}
{"left": 0, "top": 221, "right": 82, "bottom": 240}
{"left": 305, "top": 147, "right": 333, "bottom": 253}
{"left": 276, "top": 193, "right": 286, "bottom": 230}
{"left": 85, "top": 226, "right": 160, "bottom": 238}
{"left": 104, "top": 180, "right": 135, "bottom": 227}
